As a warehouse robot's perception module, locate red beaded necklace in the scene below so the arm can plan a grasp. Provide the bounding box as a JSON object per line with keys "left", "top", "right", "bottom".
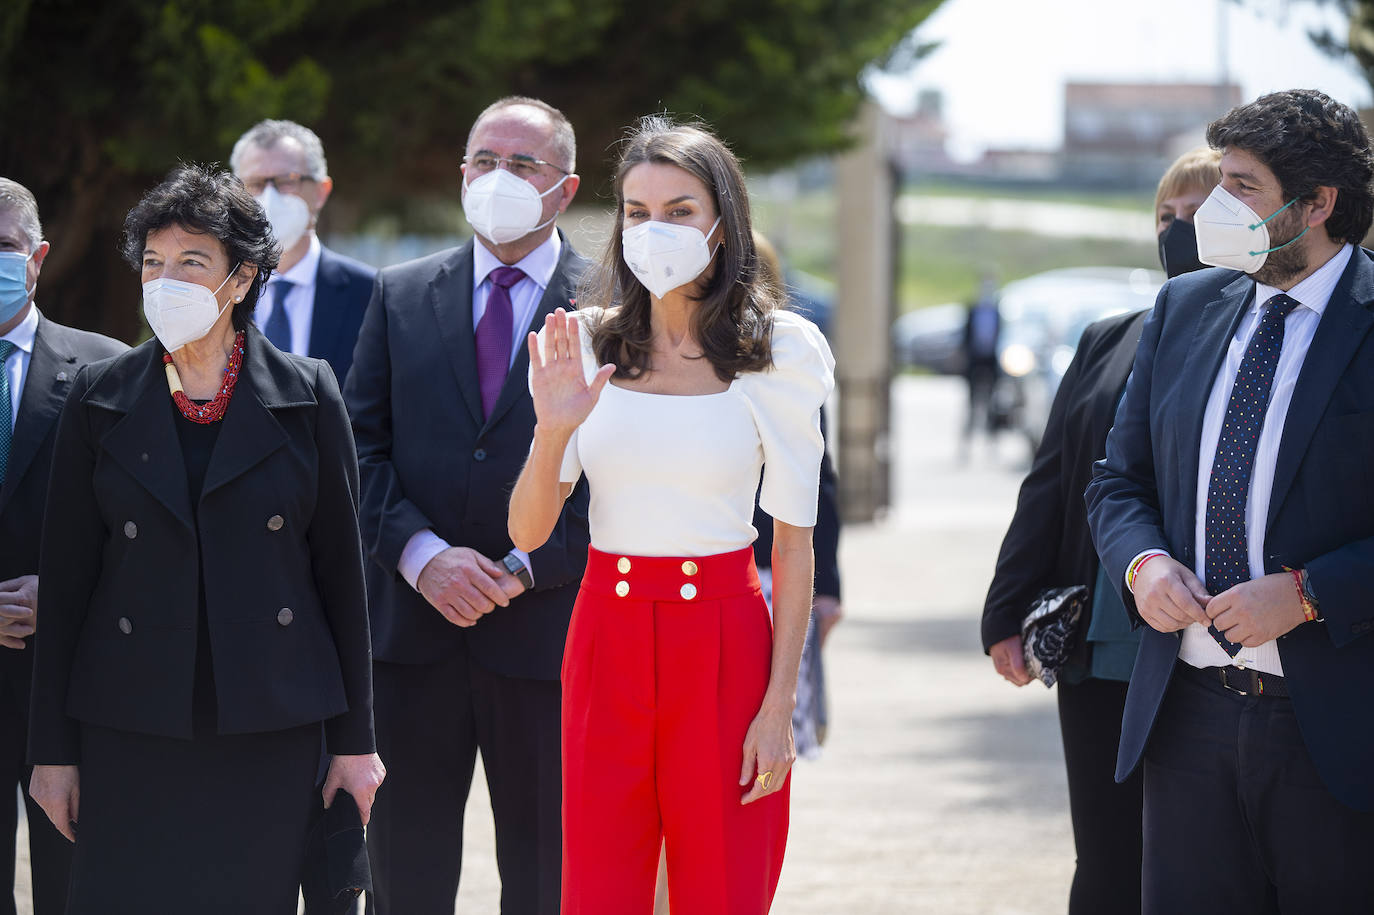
{"left": 162, "top": 330, "right": 245, "bottom": 424}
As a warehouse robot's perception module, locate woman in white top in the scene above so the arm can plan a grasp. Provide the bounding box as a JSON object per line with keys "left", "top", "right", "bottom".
{"left": 509, "top": 117, "right": 834, "bottom": 914}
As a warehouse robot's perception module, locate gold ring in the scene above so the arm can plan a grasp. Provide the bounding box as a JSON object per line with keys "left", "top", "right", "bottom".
{"left": 756, "top": 771, "right": 774, "bottom": 791}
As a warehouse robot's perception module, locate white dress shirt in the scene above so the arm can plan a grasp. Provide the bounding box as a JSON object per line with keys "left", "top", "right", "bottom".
{"left": 1175, "top": 243, "right": 1354, "bottom": 674}
{"left": 253, "top": 233, "right": 321, "bottom": 357}
{"left": 396, "top": 233, "right": 563, "bottom": 591}
{"left": 1, "top": 305, "right": 39, "bottom": 432}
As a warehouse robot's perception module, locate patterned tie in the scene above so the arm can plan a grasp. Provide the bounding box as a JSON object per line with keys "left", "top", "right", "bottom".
{"left": 264, "top": 280, "right": 294, "bottom": 352}
{"left": 474, "top": 266, "right": 525, "bottom": 418}
{"left": 0, "top": 340, "right": 15, "bottom": 485}
{"left": 1203, "top": 293, "right": 1299, "bottom": 656}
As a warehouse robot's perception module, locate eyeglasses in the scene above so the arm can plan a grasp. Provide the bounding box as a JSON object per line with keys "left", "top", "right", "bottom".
{"left": 241, "top": 173, "right": 317, "bottom": 196}
{"left": 463, "top": 155, "right": 569, "bottom": 181}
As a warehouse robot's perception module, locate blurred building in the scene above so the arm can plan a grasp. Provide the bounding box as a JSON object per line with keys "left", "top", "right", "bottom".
{"left": 1060, "top": 81, "right": 1242, "bottom": 187}
{"left": 890, "top": 89, "right": 955, "bottom": 174}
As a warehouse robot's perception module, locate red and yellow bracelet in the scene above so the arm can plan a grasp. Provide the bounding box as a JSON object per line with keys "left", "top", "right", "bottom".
{"left": 1127, "top": 552, "right": 1164, "bottom": 592}
{"left": 1285, "top": 567, "right": 1318, "bottom": 623}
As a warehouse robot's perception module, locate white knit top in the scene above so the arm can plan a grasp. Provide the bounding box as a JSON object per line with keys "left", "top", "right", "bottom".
{"left": 534, "top": 307, "right": 835, "bottom": 557}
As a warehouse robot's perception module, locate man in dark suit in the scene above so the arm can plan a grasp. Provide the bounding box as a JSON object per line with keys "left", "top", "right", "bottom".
{"left": 0, "top": 178, "right": 126, "bottom": 915}
{"left": 231, "top": 119, "right": 374, "bottom": 382}
{"left": 1087, "top": 90, "right": 1374, "bottom": 913}
{"left": 345, "top": 97, "right": 589, "bottom": 915}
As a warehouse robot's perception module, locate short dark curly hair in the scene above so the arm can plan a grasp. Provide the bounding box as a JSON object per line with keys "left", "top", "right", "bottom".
{"left": 121, "top": 163, "right": 279, "bottom": 328}
{"left": 1207, "top": 89, "right": 1374, "bottom": 244}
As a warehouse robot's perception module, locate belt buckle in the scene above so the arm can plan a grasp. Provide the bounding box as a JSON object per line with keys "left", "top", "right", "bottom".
{"left": 1218, "top": 667, "right": 1250, "bottom": 696}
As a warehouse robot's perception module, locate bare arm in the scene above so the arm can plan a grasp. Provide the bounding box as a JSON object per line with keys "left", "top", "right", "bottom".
{"left": 509, "top": 308, "right": 613, "bottom": 552}
{"left": 509, "top": 428, "right": 577, "bottom": 552}
{"left": 740, "top": 519, "right": 813, "bottom": 804}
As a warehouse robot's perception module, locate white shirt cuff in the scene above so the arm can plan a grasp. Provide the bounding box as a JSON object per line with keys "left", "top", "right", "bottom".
{"left": 1126, "top": 549, "right": 1171, "bottom": 594}
{"left": 399, "top": 529, "right": 451, "bottom": 592}
{"left": 507, "top": 548, "right": 535, "bottom": 588}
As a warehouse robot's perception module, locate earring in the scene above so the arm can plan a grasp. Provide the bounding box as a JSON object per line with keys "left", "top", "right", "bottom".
{"left": 234, "top": 295, "right": 242, "bottom": 302}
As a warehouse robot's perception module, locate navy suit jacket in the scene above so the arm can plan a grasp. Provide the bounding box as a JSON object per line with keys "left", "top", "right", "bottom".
{"left": 0, "top": 315, "right": 126, "bottom": 728}
{"left": 1086, "top": 249, "right": 1374, "bottom": 812}
{"left": 308, "top": 245, "right": 374, "bottom": 385}
{"left": 344, "top": 233, "right": 591, "bottom": 680}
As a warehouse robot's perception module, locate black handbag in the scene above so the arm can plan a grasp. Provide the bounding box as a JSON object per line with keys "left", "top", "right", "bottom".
{"left": 1020, "top": 585, "right": 1088, "bottom": 688}
{"left": 302, "top": 788, "right": 372, "bottom": 914}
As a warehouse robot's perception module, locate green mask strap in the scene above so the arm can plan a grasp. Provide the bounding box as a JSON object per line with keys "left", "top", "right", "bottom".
{"left": 1248, "top": 197, "right": 1309, "bottom": 257}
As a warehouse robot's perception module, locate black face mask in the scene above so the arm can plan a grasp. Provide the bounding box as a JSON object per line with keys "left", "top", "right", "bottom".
{"left": 1157, "top": 218, "right": 1205, "bottom": 279}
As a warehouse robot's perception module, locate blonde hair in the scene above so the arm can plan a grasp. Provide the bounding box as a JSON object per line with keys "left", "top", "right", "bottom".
{"left": 752, "top": 230, "right": 784, "bottom": 294}
{"left": 1155, "top": 146, "right": 1222, "bottom": 215}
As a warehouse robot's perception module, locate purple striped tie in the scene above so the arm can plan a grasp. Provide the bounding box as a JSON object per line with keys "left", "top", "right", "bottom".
{"left": 474, "top": 266, "right": 525, "bottom": 418}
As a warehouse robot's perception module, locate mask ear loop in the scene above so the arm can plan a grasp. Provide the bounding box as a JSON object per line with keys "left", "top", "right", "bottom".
{"left": 1247, "top": 198, "right": 1308, "bottom": 257}
{"left": 524, "top": 173, "right": 574, "bottom": 236}
{"left": 210, "top": 262, "right": 245, "bottom": 321}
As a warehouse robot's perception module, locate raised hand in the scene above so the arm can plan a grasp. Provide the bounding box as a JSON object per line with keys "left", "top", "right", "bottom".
{"left": 527, "top": 308, "right": 615, "bottom": 437}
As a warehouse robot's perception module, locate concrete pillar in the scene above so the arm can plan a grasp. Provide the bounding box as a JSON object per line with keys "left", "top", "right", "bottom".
{"left": 832, "top": 101, "right": 894, "bottom": 522}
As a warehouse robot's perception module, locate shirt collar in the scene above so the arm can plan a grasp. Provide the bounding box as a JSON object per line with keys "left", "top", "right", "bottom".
{"left": 1252, "top": 242, "right": 1353, "bottom": 318}
{"left": 1, "top": 304, "right": 40, "bottom": 355}
{"left": 473, "top": 231, "right": 562, "bottom": 292}
{"left": 271, "top": 233, "right": 322, "bottom": 287}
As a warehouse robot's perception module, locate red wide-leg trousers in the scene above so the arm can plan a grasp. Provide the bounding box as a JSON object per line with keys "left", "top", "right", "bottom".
{"left": 561, "top": 546, "right": 790, "bottom": 914}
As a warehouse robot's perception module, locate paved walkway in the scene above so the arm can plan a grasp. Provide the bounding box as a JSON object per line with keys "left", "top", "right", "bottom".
{"left": 13, "top": 377, "right": 1080, "bottom": 913}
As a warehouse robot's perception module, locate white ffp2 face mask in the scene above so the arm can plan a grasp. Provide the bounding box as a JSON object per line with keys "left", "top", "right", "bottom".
{"left": 621, "top": 218, "right": 722, "bottom": 299}
{"left": 256, "top": 184, "right": 311, "bottom": 251}
{"left": 462, "top": 168, "right": 568, "bottom": 245}
{"left": 1194, "top": 185, "right": 1308, "bottom": 274}
{"left": 142, "top": 265, "right": 240, "bottom": 352}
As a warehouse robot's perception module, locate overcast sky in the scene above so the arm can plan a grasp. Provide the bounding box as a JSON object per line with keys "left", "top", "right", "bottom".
{"left": 867, "top": 0, "right": 1372, "bottom": 161}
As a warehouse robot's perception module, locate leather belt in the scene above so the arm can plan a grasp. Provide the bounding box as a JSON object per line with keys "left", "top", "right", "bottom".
{"left": 1183, "top": 663, "right": 1289, "bottom": 698}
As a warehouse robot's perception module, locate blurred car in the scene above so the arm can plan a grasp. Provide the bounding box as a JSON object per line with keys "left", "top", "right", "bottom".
{"left": 991, "top": 266, "right": 1163, "bottom": 452}
{"left": 892, "top": 302, "right": 970, "bottom": 375}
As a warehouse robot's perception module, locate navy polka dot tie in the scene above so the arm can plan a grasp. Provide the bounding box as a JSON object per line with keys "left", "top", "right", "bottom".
{"left": 1203, "top": 293, "right": 1298, "bottom": 656}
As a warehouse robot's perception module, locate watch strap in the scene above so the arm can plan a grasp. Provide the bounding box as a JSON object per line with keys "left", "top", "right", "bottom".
{"left": 503, "top": 552, "right": 534, "bottom": 590}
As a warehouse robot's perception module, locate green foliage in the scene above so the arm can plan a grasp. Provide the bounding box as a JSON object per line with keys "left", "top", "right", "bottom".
{"left": 0, "top": 0, "right": 941, "bottom": 339}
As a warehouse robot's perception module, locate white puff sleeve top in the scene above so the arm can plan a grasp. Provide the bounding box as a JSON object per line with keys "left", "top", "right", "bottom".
{"left": 536, "top": 307, "right": 836, "bottom": 557}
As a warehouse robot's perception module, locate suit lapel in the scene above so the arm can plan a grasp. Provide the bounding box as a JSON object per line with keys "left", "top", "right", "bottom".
{"left": 0, "top": 319, "right": 77, "bottom": 512}
{"left": 99, "top": 347, "right": 195, "bottom": 531}
{"left": 483, "top": 242, "right": 584, "bottom": 430}
{"left": 1266, "top": 250, "right": 1374, "bottom": 531}
{"left": 201, "top": 327, "right": 300, "bottom": 499}
{"left": 1173, "top": 274, "right": 1254, "bottom": 548}
{"left": 430, "top": 243, "right": 484, "bottom": 426}
{"left": 1093, "top": 310, "right": 1149, "bottom": 428}
{"left": 307, "top": 246, "right": 342, "bottom": 363}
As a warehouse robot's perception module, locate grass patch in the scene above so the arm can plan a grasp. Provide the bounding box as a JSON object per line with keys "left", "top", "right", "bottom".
{"left": 751, "top": 182, "right": 1158, "bottom": 314}
{"left": 903, "top": 178, "right": 1154, "bottom": 212}
{"left": 896, "top": 223, "right": 1157, "bottom": 312}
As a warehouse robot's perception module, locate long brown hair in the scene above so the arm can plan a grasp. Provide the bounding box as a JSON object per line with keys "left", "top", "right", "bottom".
{"left": 585, "top": 116, "right": 777, "bottom": 382}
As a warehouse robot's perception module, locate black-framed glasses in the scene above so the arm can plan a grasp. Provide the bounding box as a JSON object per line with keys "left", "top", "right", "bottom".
{"left": 463, "top": 154, "right": 569, "bottom": 181}
{"left": 241, "top": 173, "right": 317, "bottom": 196}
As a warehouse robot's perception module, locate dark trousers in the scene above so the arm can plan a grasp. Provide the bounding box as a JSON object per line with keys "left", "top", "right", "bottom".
{"left": 1142, "top": 665, "right": 1374, "bottom": 914}
{"left": 1057, "top": 676, "right": 1142, "bottom": 915}
{"left": 367, "top": 649, "right": 561, "bottom": 915}
{"left": 0, "top": 661, "right": 71, "bottom": 915}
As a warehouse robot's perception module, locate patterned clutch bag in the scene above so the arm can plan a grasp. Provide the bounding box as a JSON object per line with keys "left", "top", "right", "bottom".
{"left": 1020, "top": 585, "right": 1088, "bottom": 688}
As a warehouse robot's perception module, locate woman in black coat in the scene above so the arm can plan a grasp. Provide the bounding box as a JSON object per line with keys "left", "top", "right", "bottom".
{"left": 980, "top": 146, "right": 1220, "bottom": 915}
{"left": 28, "top": 165, "right": 383, "bottom": 913}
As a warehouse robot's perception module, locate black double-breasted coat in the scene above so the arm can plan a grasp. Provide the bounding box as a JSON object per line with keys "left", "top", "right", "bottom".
{"left": 28, "top": 325, "right": 374, "bottom": 764}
